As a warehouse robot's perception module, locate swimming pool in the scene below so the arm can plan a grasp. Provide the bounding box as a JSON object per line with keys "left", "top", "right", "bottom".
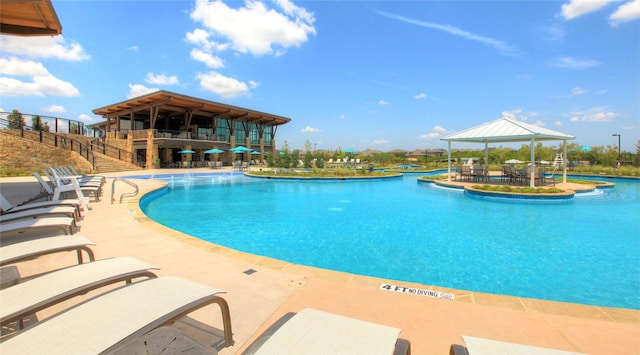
{"left": 140, "top": 172, "right": 640, "bottom": 309}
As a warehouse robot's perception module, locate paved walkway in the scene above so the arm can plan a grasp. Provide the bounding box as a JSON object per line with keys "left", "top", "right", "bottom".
{"left": 1, "top": 169, "right": 638, "bottom": 354}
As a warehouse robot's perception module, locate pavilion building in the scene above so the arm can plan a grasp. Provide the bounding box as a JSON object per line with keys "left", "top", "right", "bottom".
{"left": 91, "top": 90, "right": 291, "bottom": 168}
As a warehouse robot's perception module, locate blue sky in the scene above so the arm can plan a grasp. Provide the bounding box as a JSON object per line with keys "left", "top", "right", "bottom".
{"left": 1, "top": 0, "right": 638, "bottom": 152}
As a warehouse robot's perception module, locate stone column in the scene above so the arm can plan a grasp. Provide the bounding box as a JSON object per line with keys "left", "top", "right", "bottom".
{"left": 146, "top": 130, "right": 158, "bottom": 168}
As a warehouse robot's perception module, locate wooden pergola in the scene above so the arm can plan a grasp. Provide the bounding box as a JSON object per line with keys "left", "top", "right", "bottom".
{"left": 0, "top": 0, "right": 62, "bottom": 37}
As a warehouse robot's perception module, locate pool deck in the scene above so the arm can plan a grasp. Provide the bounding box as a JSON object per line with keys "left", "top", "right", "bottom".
{"left": 1, "top": 168, "right": 638, "bottom": 354}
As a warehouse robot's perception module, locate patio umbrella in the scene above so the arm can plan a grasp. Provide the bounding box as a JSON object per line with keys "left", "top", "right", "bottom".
{"left": 231, "top": 146, "right": 251, "bottom": 161}
{"left": 204, "top": 148, "right": 224, "bottom": 154}
{"left": 343, "top": 148, "right": 358, "bottom": 153}
{"left": 251, "top": 151, "right": 261, "bottom": 155}
{"left": 230, "top": 146, "right": 252, "bottom": 152}
{"left": 178, "top": 149, "right": 195, "bottom": 154}
{"left": 504, "top": 159, "right": 523, "bottom": 164}
{"left": 581, "top": 146, "right": 592, "bottom": 152}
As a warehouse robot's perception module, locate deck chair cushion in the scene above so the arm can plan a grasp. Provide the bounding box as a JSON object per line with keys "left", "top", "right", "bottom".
{"left": 0, "top": 217, "right": 76, "bottom": 236}
{"left": 0, "top": 276, "right": 233, "bottom": 354}
{"left": 1, "top": 256, "right": 158, "bottom": 326}
{"left": 0, "top": 205, "right": 78, "bottom": 222}
{"left": 0, "top": 234, "right": 95, "bottom": 266}
{"left": 244, "top": 308, "right": 403, "bottom": 355}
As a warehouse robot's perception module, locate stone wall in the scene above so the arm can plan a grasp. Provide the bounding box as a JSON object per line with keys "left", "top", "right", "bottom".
{"left": 0, "top": 133, "right": 92, "bottom": 174}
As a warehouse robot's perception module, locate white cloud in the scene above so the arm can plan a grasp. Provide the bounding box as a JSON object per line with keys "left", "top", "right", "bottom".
{"left": 185, "top": 29, "right": 230, "bottom": 53}
{"left": 420, "top": 132, "right": 440, "bottom": 139}
{"left": 502, "top": 109, "right": 539, "bottom": 122}
{"left": 0, "top": 36, "right": 90, "bottom": 61}
{"left": 554, "top": 120, "right": 563, "bottom": 126}
{"left": 128, "top": 45, "right": 139, "bottom": 52}
{"left": 378, "top": 100, "right": 389, "bottom": 105}
{"left": 127, "top": 84, "right": 159, "bottom": 99}
{"left": 571, "top": 112, "right": 618, "bottom": 122}
{"left": 610, "top": 0, "right": 640, "bottom": 25}
{"left": 145, "top": 72, "right": 179, "bottom": 85}
{"left": 340, "top": 114, "right": 346, "bottom": 119}
{"left": 535, "top": 23, "right": 566, "bottom": 43}
{"left": 189, "top": 0, "right": 316, "bottom": 56}
{"left": 433, "top": 125, "right": 447, "bottom": 133}
{"left": 373, "top": 139, "right": 389, "bottom": 145}
{"left": 77, "top": 113, "right": 102, "bottom": 123}
{"left": 0, "top": 58, "right": 79, "bottom": 97}
{"left": 551, "top": 56, "right": 600, "bottom": 69}
{"left": 561, "top": 0, "right": 614, "bottom": 20}
{"left": 414, "top": 93, "right": 426, "bottom": 99}
{"left": 43, "top": 105, "right": 65, "bottom": 113}
{"left": 196, "top": 71, "right": 249, "bottom": 98}
{"left": 0, "top": 36, "right": 87, "bottom": 98}
{"left": 378, "top": 11, "right": 523, "bottom": 57}
{"left": 0, "top": 57, "right": 49, "bottom": 76}
{"left": 248, "top": 80, "right": 259, "bottom": 89}
{"left": 190, "top": 48, "right": 225, "bottom": 68}
{"left": 571, "top": 87, "right": 587, "bottom": 95}
{"left": 420, "top": 125, "right": 449, "bottom": 139}
{"left": 301, "top": 126, "right": 320, "bottom": 133}
{"left": 532, "top": 119, "right": 546, "bottom": 127}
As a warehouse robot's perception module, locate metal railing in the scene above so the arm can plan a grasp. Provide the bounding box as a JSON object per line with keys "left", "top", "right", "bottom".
{"left": 0, "top": 117, "right": 95, "bottom": 170}
{"left": 111, "top": 177, "right": 139, "bottom": 204}
{"left": 89, "top": 139, "right": 136, "bottom": 164}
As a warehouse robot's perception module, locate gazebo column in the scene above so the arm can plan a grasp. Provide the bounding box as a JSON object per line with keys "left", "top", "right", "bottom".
{"left": 530, "top": 138, "right": 535, "bottom": 188}
{"left": 484, "top": 140, "right": 489, "bottom": 169}
{"left": 563, "top": 140, "right": 568, "bottom": 183}
{"left": 447, "top": 141, "right": 452, "bottom": 182}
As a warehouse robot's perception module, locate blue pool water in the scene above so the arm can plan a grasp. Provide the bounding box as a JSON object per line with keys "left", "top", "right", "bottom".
{"left": 139, "top": 172, "right": 640, "bottom": 309}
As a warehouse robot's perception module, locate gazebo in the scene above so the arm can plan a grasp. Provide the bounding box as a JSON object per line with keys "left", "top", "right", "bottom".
{"left": 441, "top": 117, "right": 575, "bottom": 187}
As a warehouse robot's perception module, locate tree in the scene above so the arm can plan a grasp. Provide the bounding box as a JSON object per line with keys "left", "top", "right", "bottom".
{"left": 32, "top": 115, "right": 42, "bottom": 131}
{"left": 7, "top": 109, "right": 25, "bottom": 129}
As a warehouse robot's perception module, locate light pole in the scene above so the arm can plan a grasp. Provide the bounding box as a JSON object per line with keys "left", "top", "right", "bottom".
{"left": 612, "top": 133, "right": 621, "bottom": 161}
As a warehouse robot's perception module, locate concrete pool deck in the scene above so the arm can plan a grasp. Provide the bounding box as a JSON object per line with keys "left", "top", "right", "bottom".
{"left": 1, "top": 169, "right": 638, "bottom": 354}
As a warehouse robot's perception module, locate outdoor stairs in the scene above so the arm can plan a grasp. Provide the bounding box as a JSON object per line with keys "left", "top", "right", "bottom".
{"left": 93, "top": 153, "right": 141, "bottom": 174}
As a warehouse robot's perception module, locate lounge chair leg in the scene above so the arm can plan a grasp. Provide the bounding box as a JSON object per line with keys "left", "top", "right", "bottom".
{"left": 212, "top": 297, "right": 234, "bottom": 347}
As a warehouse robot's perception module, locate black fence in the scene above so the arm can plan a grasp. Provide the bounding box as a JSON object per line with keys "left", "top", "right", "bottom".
{"left": 0, "top": 117, "right": 95, "bottom": 169}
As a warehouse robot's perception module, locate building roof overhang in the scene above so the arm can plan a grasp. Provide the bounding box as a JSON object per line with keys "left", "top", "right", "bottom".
{"left": 0, "top": 0, "right": 62, "bottom": 37}
{"left": 92, "top": 90, "right": 292, "bottom": 127}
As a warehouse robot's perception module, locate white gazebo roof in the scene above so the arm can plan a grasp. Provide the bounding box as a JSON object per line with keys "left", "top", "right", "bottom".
{"left": 441, "top": 117, "right": 575, "bottom": 143}
{"left": 441, "top": 116, "right": 575, "bottom": 187}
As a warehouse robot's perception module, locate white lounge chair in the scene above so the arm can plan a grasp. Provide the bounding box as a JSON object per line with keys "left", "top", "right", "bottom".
{"left": 1, "top": 194, "right": 79, "bottom": 221}
{"left": 52, "top": 167, "right": 105, "bottom": 191}
{"left": 0, "top": 208, "right": 77, "bottom": 223}
{"left": 0, "top": 234, "right": 95, "bottom": 267}
{"left": 35, "top": 172, "right": 91, "bottom": 212}
{"left": 64, "top": 166, "right": 106, "bottom": 185}
{"left": 2, "top": 187, "right": 81, "bottom": 217}
{"left": 0, "top": 217, "right": 76, "bottom": 236}
{"left": 0, "top": 256, "right": 158, "bottom": 329}
{"left": 0, "top": 276, "right": 233, "bottom": 353}
{"left": 450, "top": 335, "right": 587, "bottom": 355}
{"left": 49, "top": 169, "right": 102, "bottom": 201}
{"left": 242, "top": 308, "right": 410, "bottom": 355}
